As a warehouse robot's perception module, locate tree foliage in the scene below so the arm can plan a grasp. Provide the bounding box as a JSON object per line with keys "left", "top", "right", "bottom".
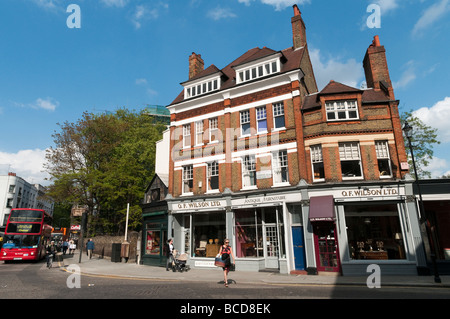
{"left": 401, "top": 111, "right": 440, "bottom": 179}
{"left": 45, "top": 109, "right": 166, "bottom": 235}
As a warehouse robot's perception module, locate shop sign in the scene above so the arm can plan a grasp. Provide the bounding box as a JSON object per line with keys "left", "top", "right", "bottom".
{"left": 232, "top": 193, "right": 298, "bottom": 207}
{"left": 70, "top": 225, "right": 81, "bottom": 231}
{"left": 173, "top": 199, "right": 227, "bottom": 212}
{"left": 341, "top": 188, "right": 399, "bottom": 197}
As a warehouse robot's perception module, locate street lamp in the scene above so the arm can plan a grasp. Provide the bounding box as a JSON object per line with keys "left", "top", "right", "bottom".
{"left": 402, "top": 121, "right": 441, "bottom": 283}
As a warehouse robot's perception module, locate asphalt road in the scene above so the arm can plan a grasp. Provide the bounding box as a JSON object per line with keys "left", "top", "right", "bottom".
{"left": 1, "top": 259, "right": 449, "bottom": 316}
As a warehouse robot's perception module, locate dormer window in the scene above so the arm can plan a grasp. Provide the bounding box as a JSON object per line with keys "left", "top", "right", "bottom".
{"left": 235, "top": 57, "right": 280, "bottom": 84}
{"left": 184, "top": 76, "right": 220, "bottom": 99}
{"left": 325, "top": 100, "right": 359, "bottom": 121}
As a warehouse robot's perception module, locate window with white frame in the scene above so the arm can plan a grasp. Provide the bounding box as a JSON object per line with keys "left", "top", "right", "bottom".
{"left": 273, "top": 150, "right": 289, "bottom": 184}
{"left": 310, "top": 145, "right": 325, "bottom": 181}
{"left": 240, "top": 110, "right": 251, "bottom": 136}
{"left": 375, "top": 140, "right": 392, "bottom": 177}
{"left": 185, "top": 78, "right": 220, "bottom": 99}
{"left": 326, "top": 100, "right": 358, "bottom": 121}
{"left": 273, "top": 102, "right": 285, "bottom": 129}
{"left": 256, "top": 107, "right": 267, "bottom": 133}
{"left": 207, "top": 161, "right": 219, "bottom": 191}
{"left": 236, "top": 58, "right": 280, "bottom": 84}
{"left": 195, "top": 121, "right": 203, "bottom": 146}
{"left": 242, "top": 155, "right": 256, "bottom": 188}
{"left": 182, "top": 165, "right": 193, "bottom": 194}
{"left": 183, "top": 124, "right": 191, "bottom": 148}
{"left": 209, "top": 117, "right": 218, "bottom": 143}
{"left": 339, "top": 142, "right": 363, "bottom": 179}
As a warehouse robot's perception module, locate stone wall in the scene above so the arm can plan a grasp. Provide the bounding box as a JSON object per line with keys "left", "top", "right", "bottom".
{"left": 88, "top": 231, "right": 140, "bottom": 262}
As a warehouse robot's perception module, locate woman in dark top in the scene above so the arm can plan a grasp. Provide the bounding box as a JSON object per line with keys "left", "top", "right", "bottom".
{"left": 219, "top": 239, "right": 235, "bottom": 287}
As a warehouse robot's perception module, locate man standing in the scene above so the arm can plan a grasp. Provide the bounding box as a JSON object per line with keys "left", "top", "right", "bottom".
{"left": 86, "top": 239, "right": 95, "bottom": 259}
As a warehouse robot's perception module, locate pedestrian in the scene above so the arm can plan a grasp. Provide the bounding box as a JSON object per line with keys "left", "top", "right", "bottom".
{"left": 62, "top": 239, "right": 69, "bottom": 255}
{"left": 86, "top": 239, "right": 95, "bottom": 259}
{"left": 69, "top": 239, "right": 75, "bottom": 254}
{"left": 218, "top": 239, "right": 235, "bottom": 287}
{"left": 165, "top": 238, "right": 174, "bottom": 271}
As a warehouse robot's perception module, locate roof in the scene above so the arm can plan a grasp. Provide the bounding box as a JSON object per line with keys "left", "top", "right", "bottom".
{"left": 169, "top": 46, "right": 306, "bottom": 106}
{"left": 302, "top": 80, "right": 393, "bottom": 111}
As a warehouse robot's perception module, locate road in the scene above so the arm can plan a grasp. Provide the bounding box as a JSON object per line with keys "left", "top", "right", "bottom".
{"left": 1, "top": 259, "right": 449, "bottom": 313}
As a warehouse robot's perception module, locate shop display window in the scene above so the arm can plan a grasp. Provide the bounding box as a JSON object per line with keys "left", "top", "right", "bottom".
{"left": 235, "top": 209, "right": 263, "bottom": 258}
{"left": 192, "top": 212, "right": 225, "bottom": 257}
{"left": 145, "top": 229, "right": 161, "bottom": 255}
{"left": 345, "top": 203, "right": 406, "bottom": 260}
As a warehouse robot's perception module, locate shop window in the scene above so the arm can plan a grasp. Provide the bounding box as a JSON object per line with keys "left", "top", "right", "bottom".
{"left": 182, "top": 165, "right": 193, "bottom": 195}
{"left": 235, "top": 209, "right": 263, "bottom": 258}
{"left": 273, "top": 150, "right": 289, "bottom": 185}
{"left": 375, "top": 140, "right": 392, "bottom": 178}
{"left": 344, "top": 203, "right": 406, "bottom": 260}
{"left": 273, "top": 102, "right": 285, "bottom": 129}
{"left": 207, "top": 161, "right": 219, "bottom": 192}
{"left": 339, "top": 142, "right": 363, "bottom": 179}
{"left": 242, "top": 155, "right": 257, "bottom": 188}
{"left": 310, "top": 144, "right": 325, "bottom": 182}
{"left": 192, "top": 212, "right": 225, "bottom": 258}
{"left": 145, "top": 229, "right": 161, "bottom": 255}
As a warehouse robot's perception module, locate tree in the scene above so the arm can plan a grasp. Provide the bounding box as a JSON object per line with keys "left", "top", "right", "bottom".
{"left": 44, "top": 109, "right": 166, "bottom": 235}
{"left": 401, "top": 111, "right": 440, "bottom": 179}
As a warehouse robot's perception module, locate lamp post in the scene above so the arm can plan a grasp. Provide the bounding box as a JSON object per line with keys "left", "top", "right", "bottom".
{"left": 402, "top": 121, "right": 441, "bottom": 283}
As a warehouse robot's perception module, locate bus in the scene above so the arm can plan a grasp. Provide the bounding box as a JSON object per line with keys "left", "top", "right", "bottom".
{"left": 1, "top": 208, "right": 52, "bottom": 262}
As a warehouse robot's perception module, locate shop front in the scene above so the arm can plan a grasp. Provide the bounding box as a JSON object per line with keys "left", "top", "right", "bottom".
{"left": 141, "top": 212, "right": 168, "bottom": 266}
{"left": 307, "top": 181, "right": 426, "bottom": 276}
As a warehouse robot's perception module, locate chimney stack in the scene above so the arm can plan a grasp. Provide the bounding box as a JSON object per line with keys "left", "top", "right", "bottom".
{"left": 363, "top": 35, "right": 393, "bottom": 96}
{"left": 291, "top": 4, "right": 307, "bottom": 49}
{"left": 189, "top": 52, "right": 204, "bottom": 79}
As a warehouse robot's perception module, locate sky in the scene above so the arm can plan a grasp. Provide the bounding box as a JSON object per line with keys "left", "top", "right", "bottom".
{"left": 0, "top": 0, "right": 449, "bottom": 186}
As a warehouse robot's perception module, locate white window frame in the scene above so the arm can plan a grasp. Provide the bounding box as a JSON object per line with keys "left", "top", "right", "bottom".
{"left": 182, "top": 165, "right": 194, "bottom": 195}
{"left": 184, "top": 77, "right": 220, "bottom": 99}
{"left": 209, "top": 117, "right": 219, "bottom": 143}
{"left": 375, "top": 140, "right": 393, "bottom": 178}
{"left": 272, "top": 102, "right": 285, "bottom": 130}
{"left": 326, "top": 100, "right": 359, "bottom": 121}
{"left": 339, "top": 142, "right": 363, "bottom": 180}
{"left": 242, "top": 155, "right": 257, "bottom": 189}
{"left": 183, "top": 124, "right": 191, "bottom": 149}
{"left": 240, "top": 110, "right": 251, "bottom": 137}
{"left": 207, "top": 161, "right": 219, "bottom": 192}
{"left": 272, "top": 150, "right": 289, "bottom": 186}
{"left": 236, "top": 57, "right": 280, "bottom": 84}
{"left": 310, "top": 145, "right": 325, "bottom": 182}
{"left": 195, "top": 121, "right": 204, "bottom": 146}
{"left": 256, "top": 106, "right": 268, "bottom": 134}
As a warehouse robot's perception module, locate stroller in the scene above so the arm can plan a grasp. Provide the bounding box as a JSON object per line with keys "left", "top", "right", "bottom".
{"left": 171, "top": 250, "right": 190, "bottom": 272}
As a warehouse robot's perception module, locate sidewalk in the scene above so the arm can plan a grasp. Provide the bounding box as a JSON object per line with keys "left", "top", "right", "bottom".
{"left": 60, "top": 250, "right": 450, "bottom": 288}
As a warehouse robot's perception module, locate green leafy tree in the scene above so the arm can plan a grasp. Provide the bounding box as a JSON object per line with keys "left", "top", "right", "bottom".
{"left": 45, "top": 109, "right": 166, "bottom": 235}
{"left": 401, "top": 111, "right": 440, "bottom": 179}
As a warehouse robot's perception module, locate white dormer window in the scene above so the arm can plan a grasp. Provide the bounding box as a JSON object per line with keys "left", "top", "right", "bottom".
{"left": 184, "top": 76, "right": 221, "bottom": 99}
{"left": 235, "top": 56, "right": 281, "bottom": 84}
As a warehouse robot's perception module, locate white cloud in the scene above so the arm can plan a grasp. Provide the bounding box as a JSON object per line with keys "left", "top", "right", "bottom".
{"left": 309, "top": 48, "right": 364, "bottom": 91}
{"left": 35, "top": 98, "right": 59, "bottom": 111}
{"left": 207, "top": 7, "right": 237, "bottom": 20}
{"left": 374, "top": 0, "right": 399, "bottom": 14}
{"left": 412, "top": 0, "right": 450, "bottom": 36}
{"left": 238, "top": 0, "right": 310, "bottom": 11}
{"left": 394, "top": 60, "right": 416, "bottom": 89}
{"left": 100, "top": 0, "right": 129, "bottom": 8}
{"left": 131, "top": 5, "right": 159, "bottom": 29}
{"left": 412, "top": 97, "right": 450, "bottom": 143}
{"left": 0, "top": 149, "right": 50, "bottom": 186}
{"left": 135, "top": 78, "right": 148, "bottom": 85}
{"left": 425, "top": 156, "right": 450, "bottom": 178}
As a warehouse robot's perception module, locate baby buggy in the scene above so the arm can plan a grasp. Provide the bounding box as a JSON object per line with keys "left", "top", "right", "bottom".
{"left": 171, "top": 250, "right": 190, "bottom": 272}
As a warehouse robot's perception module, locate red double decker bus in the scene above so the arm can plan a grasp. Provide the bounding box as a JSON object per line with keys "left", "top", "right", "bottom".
{"left": 1, "top": 208, "right": 52, "bottom": 262}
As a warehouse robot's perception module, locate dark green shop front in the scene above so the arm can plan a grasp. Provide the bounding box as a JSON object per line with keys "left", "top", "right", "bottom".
{"left": 141, "top": 211, "right": 168, "bottom": 267}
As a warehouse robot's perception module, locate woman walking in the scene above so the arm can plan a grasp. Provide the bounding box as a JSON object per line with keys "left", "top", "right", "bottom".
{"left": 218, "top": 239, "right": 235, "bottom": 287}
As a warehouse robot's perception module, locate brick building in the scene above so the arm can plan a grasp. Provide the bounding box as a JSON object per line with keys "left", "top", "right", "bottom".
{"left": 164, "top": 5, "right": 427, "bottom": 275}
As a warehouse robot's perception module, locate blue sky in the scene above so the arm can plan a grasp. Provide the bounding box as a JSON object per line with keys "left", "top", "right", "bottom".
{"left": 0, "top": 0, "right": 449, "bottom": 185}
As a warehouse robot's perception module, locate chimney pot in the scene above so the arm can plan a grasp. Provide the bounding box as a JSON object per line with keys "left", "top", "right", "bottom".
{"left": 293, "top": 4, "right": 301, "bottom": 16}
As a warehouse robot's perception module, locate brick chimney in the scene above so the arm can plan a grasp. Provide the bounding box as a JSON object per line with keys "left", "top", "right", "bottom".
{"left": 189, "top": 52, "right": 204, "bottom": 79}
{"left": 363, "top": 35, "right": 393, "bottom": 94}
{"left": 291, "top": 4, "right": 307, "bottom": 49}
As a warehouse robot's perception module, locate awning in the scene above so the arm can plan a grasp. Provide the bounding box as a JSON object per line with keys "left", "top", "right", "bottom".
{"left": 309, "top": 195, "right": 335, "bottom": 222}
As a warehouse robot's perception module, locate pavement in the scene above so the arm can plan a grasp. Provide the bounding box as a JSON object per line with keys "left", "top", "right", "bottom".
{"left": 57, "top": 250, "right": 450, "bottom": 288}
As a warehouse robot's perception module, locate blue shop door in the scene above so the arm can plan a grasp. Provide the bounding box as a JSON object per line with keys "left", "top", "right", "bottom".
{"left": 292, "top": 226, "right": 306, "bottom": 270}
